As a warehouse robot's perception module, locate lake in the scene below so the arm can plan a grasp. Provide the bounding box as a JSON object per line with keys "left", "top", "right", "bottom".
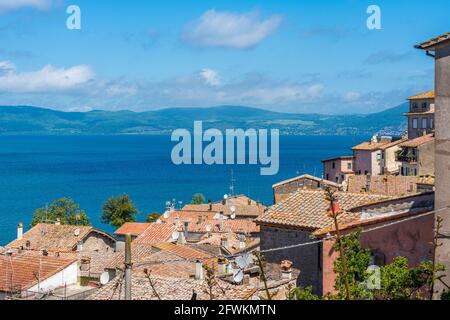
{"left": 0, "top": 135, "right": 367, "bottom": 245}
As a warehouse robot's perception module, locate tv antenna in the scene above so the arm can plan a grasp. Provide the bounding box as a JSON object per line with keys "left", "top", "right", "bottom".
{"left": 229, "top": 169, "right": 235, "bottom": 196}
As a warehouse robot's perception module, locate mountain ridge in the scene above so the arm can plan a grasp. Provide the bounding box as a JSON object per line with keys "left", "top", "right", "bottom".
{"left": 0, "top": 104, "right": 408, "bottom": 136}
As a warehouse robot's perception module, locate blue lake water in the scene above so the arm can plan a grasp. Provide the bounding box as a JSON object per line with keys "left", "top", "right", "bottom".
{"left": 0, "top": 135, "right": 367, "bottom": 245}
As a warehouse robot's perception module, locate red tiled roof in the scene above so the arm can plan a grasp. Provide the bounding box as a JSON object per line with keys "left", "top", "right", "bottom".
{"left": 400, "top": 134, "right": 435, "bottom": 148}
{"left": 272, "top": 174, "right": 341, "bottom": 189}
{"left": 133, "top": 223, "right": 175, "bottom": 244}
{"left": 152, "top": 242, "right": 210, "bottom": 261}
{"left": 416, "top": 33, "right": 450, "bottom": 50}
{"left": 7, "top": 224, "right": 97, "bottom": 252}
{"left": 115, "top": 222, "right": 153, "bottom": 236}
{"left": 408, "top": 90, "right": 435, "bottom": 100}
{"left": 0, "top": 254, "right": 76, "bottom": 292}
{"left": 256, "top": 190, "right": 391, "bottom": 230}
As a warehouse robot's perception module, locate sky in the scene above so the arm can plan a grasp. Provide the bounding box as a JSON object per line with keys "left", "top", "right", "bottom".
{"left": 0, "top": 0, "right": 448, "bottom": 114}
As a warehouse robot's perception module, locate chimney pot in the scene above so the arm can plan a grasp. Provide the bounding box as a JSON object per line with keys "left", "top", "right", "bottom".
{"left": 221, "top": 236, "right": 228, "bottom": 248}
{"left": 17, "top": 223, "right": 23, "bottom": 240}
{"left": 183, "top": 220, "right": 190, "bottom": 241}
{"left": 195, "top": 260, "right": 204, "bottom": 280}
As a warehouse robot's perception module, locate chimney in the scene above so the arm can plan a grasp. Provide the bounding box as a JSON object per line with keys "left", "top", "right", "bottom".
{"left": 221, "top": 236, "right": 228, "bottom": 249}
{"left": 280, "top": 260, "right": 293, "bottom": 280}
{"left": 248, "top": 198, "right": 252, "bottom": 205}
{"left": 219, "top": 211, "right": 224, "bottom": 232}
{"left": 183, "top": 220, "right": 190, "bottom": 241}
{"left": 17, "top": 223, "right": 23, "bottom": 240}
{"left": 208, "top": 200, "right": 213, "bottom": 211}
{"left": 218, "top": 256, "right": 227, "bottom": 274}
{"left": 76, "top": 241, "right": 83, "bottom": 252}
{"left": 239, "top": 234, "right": 246, "bottom": 249}
{"left": 195, "top": 260, "right": 204, "bottom": 280}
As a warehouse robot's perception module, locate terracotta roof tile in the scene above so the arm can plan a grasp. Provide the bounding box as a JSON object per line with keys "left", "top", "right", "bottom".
{"left": 272, "top": 174, "right": 341, "bottom": 189}
{"left": 408, "top": 90, "right": 435, "bottom": 100}
{"left": 255, "top": 190, "right": 391, "bottom": 230}
{"left": 416, "top": 33, "right": 450, "bottom": 50}
{"left": 400, "top": 134, "right": 435, "bottom": 148}
{"left": 133, "top": 223, "right": 175, "bottom": 244}
{"left": 114, "top": 223, "right": 153, "bottom": 236}
{"left": 0, "top": 254, "right": 76, "bottom": 292}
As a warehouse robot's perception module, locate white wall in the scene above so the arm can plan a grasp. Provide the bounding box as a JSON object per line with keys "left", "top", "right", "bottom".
{"left": 26, "top": 261, "right": 78, "bottom": 295}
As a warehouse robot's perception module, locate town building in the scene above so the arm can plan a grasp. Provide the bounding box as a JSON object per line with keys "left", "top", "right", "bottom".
{"left": 415, "top": 32, "right": 450, "bottom": 298}
{"left": 272, "top": 174, "right": 341, "bottom": 204}
{"left": 255, "top": 189, "right": 434, "bottom": 296}
{"left": 322, "top": 156, "right": 354, "bottom": 184}
{"left": 397, "top": 133, "right": 435, "bottom": 177}
{"left": 0, "top": 253, "right": 78, "bottom": 300}
{"left": 406, "top": 90, "right": 435, "bottom": 139}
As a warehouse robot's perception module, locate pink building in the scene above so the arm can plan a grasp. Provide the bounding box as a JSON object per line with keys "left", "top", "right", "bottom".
{"left": 322, "top": 156, "right": 354, "bottom": 184}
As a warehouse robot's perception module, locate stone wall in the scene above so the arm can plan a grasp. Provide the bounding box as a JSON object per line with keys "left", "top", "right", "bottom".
{"left": 260, "top": 225, "right": 322, "bottom": 295}
{"left": 83, "top": 232, "right": 116, "bottom": 253}
{"left": 347, "top": 175, "right": 418, "bottom": 196}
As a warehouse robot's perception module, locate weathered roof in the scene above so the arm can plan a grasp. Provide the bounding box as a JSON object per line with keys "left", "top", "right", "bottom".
{"left": 6, "top": 224, "right": 115, "bottom": 252}
{"left": 408, "top": 90, "right": 435, "bottom": 100}
{"left": 377, "top": 138, "right": 408, "bottom": 150}
{"left": 114, "top": 223, "right": 153, "bottom": 236}
{"left": 272, "top": 174, "right": 341, "bottom": 189}
{"left": 133, "top": 223, "right": 175, "bottom": 244}
{"left": 321, "top": 156, "right": 354, "bottom": 163}
{"left": 0, "top": 254, "right": 76, "bottom": 292}
{"left": 400, "top": 134, "right": 435, "bottom": 148}
{"left": 88, "top": 273, "right": 257, "bottom": 300}
{"left": 255, "top": 190, "right": 391, "bottom": 230}
{"left": 352, "top": 141, "right": 391, "bottom": 151}
{"left": 415, "top": 32, "right": 450, "bottom": 50}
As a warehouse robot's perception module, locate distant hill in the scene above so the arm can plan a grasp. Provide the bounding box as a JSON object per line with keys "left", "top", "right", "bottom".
{"left": 0, "top": 104, "right": 408, "bottom": 136}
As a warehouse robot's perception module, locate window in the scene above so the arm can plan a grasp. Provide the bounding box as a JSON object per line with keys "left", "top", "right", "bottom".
{"left": 430, "top": 117, "right": 434, "bottom": 129}
{"left": 326, "top": 174, "right": 329, "bottom": 180}
{"left": 347, "top": 163, "right": 352, "bottom": 170}
{"left": 412, "top": 118, "right": 418, "bottom": 129}
{"left": 401, "top": 167, "right": 404, "bottom": 176}
{"left": 422, "top": 117, "right": 428, "bottom": 129}
{"left": 422, "top": 102, "right": 428, "bottom": 109}
{"left": 332, "top": 162, "right": 336, "bottom": 169}
{"left": 413, "top": 103, "right": 418, "bottom": 109}
{"left": 365, "top": 170, "right": 369, "bottom": 175}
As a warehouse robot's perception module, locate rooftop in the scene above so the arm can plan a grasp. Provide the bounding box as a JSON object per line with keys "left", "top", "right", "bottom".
{"left": 272, "top": 174, "right": 341, "bottom": 189}
{"left": 400, "top": 134, "right": 435, "bottom": 148}
{"left": 352, "top": 140, "right": 393, "bottom": 151}
{"left": 133, "top": 223, "right": 175, "bottom": 244}
{"left": 408, "top": 90, "right": 435, "bottom": 100}
{"left": 114, "top": 223, "right": 153, "bottom": 237}
{"left": 0, "top": 254, "right": 76, "bottom": 292}
{"left": 7, "top": 223, "right": 115, "bottom": 252}
{"left": 256, "top": 190, "right": 392, "bottom": 230}
{"left": 415, "top": 32, "right": 450, "bottom": 50}
{"left": 321, "top": 156, "right": 354, "bottom": 163}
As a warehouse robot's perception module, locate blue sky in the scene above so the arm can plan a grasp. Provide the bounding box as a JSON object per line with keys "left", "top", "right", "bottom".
{"left": 0, "top": 0, "right": 448, "bottom": 114}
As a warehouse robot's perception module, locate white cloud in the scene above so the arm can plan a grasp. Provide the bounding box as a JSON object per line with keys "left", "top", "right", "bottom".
{"left": 0, "top": 60, "right": 16, "bottom": 73}
{"left": 183, "top": 9, "right": 283, "bottom": 49}
{"left": 343, "top": 91, "right": 361, "bottom": 102}
{"left": 0, "top": 63, "right": 95, "bottom": 93}
{"left": 106, "top": 84, "right": 138, "bottom": 96}
{"left": 200, "top": 68, "right": 221, "bottom": 86}
{"left": 0, "top": 0, "right": 53, "bottom": 13}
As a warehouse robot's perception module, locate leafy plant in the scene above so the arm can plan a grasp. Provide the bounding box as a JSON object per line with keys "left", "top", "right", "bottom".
{"left": 287, "top": 286, "right": 320, "bottom": 300}
{"left": 31, "top": 198, "right": 90, "bottom": 227}
{"left": 101, "top": 194, "right": 139, "bottom": 228}
{"left": 146, "top": 212, "right": 160, "bottom": 223}
{"left": 191, "top": 193, "right": 206, "bottom": 205}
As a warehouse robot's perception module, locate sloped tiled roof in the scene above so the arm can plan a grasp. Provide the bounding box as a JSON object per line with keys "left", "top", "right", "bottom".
{"left": 6, "top": 224, "right": 114, "bottom": 252}
{"left": 416, "top": 33, "right": 450, "bottom": 50}
{"left": 256, "top": 190, "right": 391, "bottom": 230}
{"left": 400, "top": 134, "right": 435, "bottom": 148}
{"left": 133, "top": 223, "right": 175, "bottom": 244}
{"left": 408, "top": 90, "right": 435, "bottom": 100}
{"left": 0, "top": 254, "right": 76, "bottom": 292}
{"left": 88, "top": 273, "right": 257, "bottom": 300}
{"left": 352, "top": 141, "right": 391, "bottom": 151}
{"left": 272, "top": 174, "right": 341, "bottom": 189}
{"left": 114, "top": 223, "right": 153, "bottom": 236}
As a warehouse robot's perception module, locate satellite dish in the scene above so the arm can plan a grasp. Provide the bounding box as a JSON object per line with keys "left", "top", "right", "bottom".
{"left": 231, "top": 213, "right": 236, "bottom": 220}
{"left": 230, "top": 206, "right": 236, "bottom": 213}
{"left": 172, "top": 231, "right": 180, "bottom": 241}
{"left": 224, "top": 194, "right": 228, "bottom": 200}
{"left": 100, "top": 272, "right": 110, "bottom": 285}
{"left": 163, "top": 211, "right": 169, "bottom": 219}
{"left": 251, "top": 295, "right": 261, "bottom": 301}
{"left": 74, "top": 228, "right": 81, "bottom": 236}
{"left": 232, "top": 268, "right": 244, "bottom": 283}
{"left": 205, "top": 224, "right": 212, "bottom": 232}
{"left": 236, "top": 255, "right": 250, "bottom": 270}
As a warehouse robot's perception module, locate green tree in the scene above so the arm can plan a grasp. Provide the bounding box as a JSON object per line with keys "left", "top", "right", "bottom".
{"left": 146, "top": 212, "right": 160, "bottom": 223}
{"left": 287, "top": 286, "right": 320, "bottom": 300}
{"left": 332, "top": 231, "right": 373, "bottom": 300}
{"left": 376, "top": 257, "right": 444, "bottom": 300}
{"left": 191, "top": 193, "right": 206, "bottom": 205}
{"left": 31, "top": 198, "right": 91, "bottom": 227}
{"left": 101, "top": 194, "right": 139, "bottom": 228}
